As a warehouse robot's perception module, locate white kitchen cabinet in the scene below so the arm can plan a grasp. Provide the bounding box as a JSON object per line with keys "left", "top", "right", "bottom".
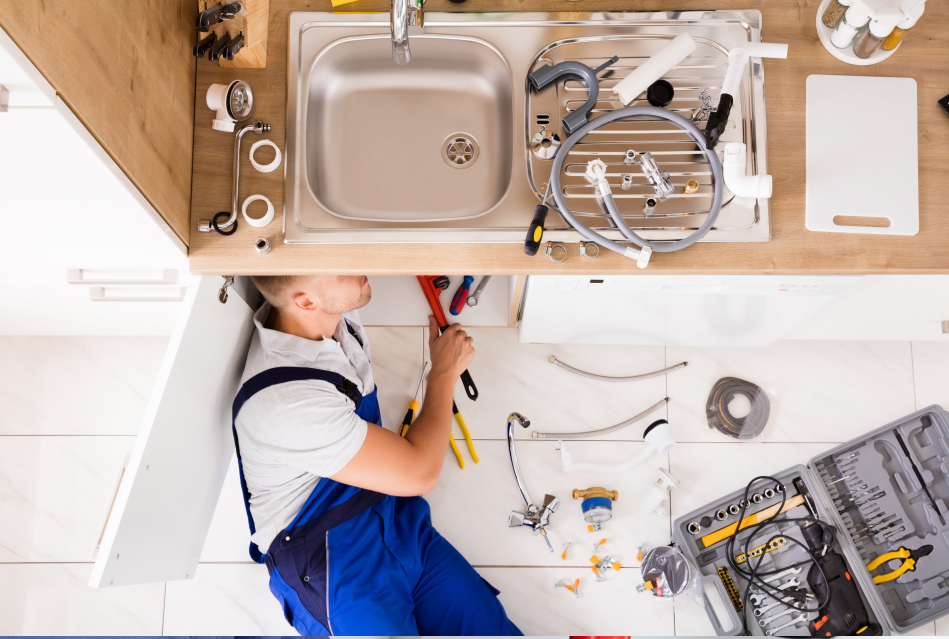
{"left": 517, "top": 275, "right": 862, "bottom": 347}
{"left": 0, "top": 25, "right": 187, "bottom": 336}
{"left": 787, "top": 275, "right": 949, "bottom": 342}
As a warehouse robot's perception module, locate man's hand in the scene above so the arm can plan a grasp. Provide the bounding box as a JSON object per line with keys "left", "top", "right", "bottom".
{"left": 428, "top": 316, "right": 475, "bottom": 382}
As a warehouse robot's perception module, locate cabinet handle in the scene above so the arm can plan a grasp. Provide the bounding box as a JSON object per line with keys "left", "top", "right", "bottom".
{"left": 89, "top": 286, "right": 187, "bottom": 302}
{"left": 66, "top": 268, "right": 179, "bottom": 286}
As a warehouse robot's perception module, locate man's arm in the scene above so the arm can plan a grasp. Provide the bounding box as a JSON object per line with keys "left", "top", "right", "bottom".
{"left": 329, "top": 317, "right": 475, "bottom": 496}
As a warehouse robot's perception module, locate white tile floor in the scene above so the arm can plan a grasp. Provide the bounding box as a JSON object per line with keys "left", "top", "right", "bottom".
{"left": 0, "top": 332, "right": 944, "bottom": 635}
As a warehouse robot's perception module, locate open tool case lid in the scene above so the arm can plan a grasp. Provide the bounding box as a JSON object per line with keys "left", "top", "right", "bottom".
{"left": 671, "top": 405, "right": 949, "bottom": 636}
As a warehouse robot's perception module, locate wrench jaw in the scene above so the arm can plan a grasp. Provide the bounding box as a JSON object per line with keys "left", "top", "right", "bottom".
{"left": 764, "top": 613, "right": 808, "bottom": 636}
{"left": 758, "top": 608, "right": 794, "bottom": 628}
{"left": 749, "top": 578, "right": 802, "bottom": 606}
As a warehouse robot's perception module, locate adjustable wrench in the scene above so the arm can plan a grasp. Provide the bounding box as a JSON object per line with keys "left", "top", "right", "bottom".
{"left": 750, "top": 578, "right": 801, "bottom": 606}
{"left": 765, "top": 613, "right": 807, "bottom": 636}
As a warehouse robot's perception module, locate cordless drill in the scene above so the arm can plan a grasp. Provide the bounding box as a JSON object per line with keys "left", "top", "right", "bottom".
{"left": 794, "top": 478, "right": 882, "bottom": 636}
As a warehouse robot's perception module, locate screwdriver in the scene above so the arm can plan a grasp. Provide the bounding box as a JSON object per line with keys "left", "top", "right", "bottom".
{"left": 399, "top": 362, "right": 428, "bottom": 437}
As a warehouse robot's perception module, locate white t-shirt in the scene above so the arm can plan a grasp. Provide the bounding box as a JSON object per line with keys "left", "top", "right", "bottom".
{"left": 234, "top": 303, "right": 374, "bottom": 554}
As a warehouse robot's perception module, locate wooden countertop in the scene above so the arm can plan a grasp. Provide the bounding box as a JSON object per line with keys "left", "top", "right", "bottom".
{"left": 188, "top": 0, "right": 949, "bottom": 275}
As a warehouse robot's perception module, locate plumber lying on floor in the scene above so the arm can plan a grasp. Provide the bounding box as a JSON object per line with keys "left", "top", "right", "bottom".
{"left": 232, "top": 274, "right": 520, "bottom": 635}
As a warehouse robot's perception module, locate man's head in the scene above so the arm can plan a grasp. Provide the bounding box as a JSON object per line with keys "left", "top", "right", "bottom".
{"left": 251, "top": 275, "right": 372, "bottom": 315}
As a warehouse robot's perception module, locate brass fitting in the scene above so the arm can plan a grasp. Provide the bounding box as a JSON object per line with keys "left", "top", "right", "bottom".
{"left": 572, "top": 487, "right": 618, "bottom": 501}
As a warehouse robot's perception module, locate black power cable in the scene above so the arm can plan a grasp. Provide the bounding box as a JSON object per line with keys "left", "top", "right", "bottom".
{"left": 725, "top": 475, "right": 837, "bottom": 636}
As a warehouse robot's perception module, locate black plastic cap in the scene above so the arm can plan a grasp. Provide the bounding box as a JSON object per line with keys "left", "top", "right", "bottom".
{"left": 647, "top": 80, "right": 675, "bottom": 108}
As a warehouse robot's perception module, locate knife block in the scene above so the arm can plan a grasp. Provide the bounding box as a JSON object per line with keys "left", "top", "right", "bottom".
{"left": 198, "top": 0, "right": 270, "bottom": 68}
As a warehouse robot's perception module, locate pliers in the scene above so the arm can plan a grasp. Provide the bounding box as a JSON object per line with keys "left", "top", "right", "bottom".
{"left": 448, "top": 401, "right": 479, "bottom": 469}
{"left": 866, "top": 545, "right": 933, "bottom": 584}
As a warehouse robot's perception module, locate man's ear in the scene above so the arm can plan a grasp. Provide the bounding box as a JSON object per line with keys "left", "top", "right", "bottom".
{"left": 292, "top": 292, "right": 318, "bottom": 312}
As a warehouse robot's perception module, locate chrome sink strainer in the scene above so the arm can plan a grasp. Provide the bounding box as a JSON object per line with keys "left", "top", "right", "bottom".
{"left": 443, "top": 134, "right": 479, "bottom": 168}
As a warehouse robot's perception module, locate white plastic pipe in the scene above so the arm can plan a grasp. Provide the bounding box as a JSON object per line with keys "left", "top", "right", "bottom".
{"left": 723, "top": 142, "right": 772, "bottom": 199}
{"left": 560, "top": 421, "right": 676, "bottom": 473}
{"left": 721, "top": 42, "right": 789, "bottom": 98}
{"left": 612, "top": 34, "right": 696, "bottom": 106}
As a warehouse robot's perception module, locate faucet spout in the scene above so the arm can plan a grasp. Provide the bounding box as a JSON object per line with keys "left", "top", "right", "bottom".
{"left": 391, "top": 0, "right": 423, "bottom": 64}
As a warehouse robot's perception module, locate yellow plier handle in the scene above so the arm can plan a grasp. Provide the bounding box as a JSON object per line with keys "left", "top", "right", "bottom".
{"left": 454, "top": 406, "right": 479, "bottom": 464}
{"left": 867, "top": 547, "right": 913, "bottom": 584}
{"left": 448, "top": 400, "right": 478, "bottom": 469}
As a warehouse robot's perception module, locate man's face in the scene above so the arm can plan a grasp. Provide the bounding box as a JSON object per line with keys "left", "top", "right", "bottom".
{"left": 310, "top": 275, "right": 372, "bottom": 315}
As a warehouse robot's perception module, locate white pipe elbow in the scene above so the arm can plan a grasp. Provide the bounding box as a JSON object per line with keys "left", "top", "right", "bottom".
{"left": 723, "top": 142, "right": 773, "bottom": 199}
{"left": 722, "top": 42, "right": 789, "bottom": 98}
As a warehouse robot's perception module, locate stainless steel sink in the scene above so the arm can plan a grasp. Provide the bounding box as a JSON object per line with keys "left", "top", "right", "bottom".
{"left": 305, "top": 35, "right": 513, "bottom": 222}
{"left": 285, "top": 11, "right": 773, "bottom": 245}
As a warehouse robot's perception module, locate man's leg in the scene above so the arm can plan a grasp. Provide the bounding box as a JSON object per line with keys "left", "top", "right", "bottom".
{"left": 323, "top": 509, "right": 420, "bottom": 635}
{"left": 411, "top": 524, "right": 523, "bottom": 636}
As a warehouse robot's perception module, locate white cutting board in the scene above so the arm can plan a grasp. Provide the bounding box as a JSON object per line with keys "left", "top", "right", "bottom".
{"left": 805, "top": 75, "right": 918, "bottom": 235}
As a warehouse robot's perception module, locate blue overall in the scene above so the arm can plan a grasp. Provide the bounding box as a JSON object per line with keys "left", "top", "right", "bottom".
{"left": 231, "top": 332, "right": 521, "bottom": 636}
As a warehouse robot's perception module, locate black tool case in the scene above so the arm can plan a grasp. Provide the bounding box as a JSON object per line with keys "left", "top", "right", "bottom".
{"left": 671, "top": 405, "right": 949, "bottom": 635}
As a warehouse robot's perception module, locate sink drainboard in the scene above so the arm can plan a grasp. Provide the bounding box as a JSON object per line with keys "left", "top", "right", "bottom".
{"left": 527, "top": 35, "right": 761, "bottom": 235}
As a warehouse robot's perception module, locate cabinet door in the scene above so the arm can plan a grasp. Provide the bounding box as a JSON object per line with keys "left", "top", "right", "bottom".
{"left": 89, "top": 275, "right": 258, "bottom": 587}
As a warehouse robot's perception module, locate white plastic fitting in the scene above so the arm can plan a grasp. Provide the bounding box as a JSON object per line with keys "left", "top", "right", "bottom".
{"left": 721, "top": 42, "right": 789, "bottom": 98}
{"left": 584, "top": 158, "right": 611, "bottom": 194}
{"left": 560, "top": 419, "right": 676, "bottom": 473}
{"left": 723, "top": 142, "right": 773, "bottom": 199}
{"left": 638, "top": 468, "right": 680, "bottom": 516}
{"left": 612, "top": 34, "right": 697, "bottom": 106}
{"left": 207, "top": 83, "right": 236, "bottom": 132}
{"left": 206, "top": 80, "right": 254, "bottom": 132}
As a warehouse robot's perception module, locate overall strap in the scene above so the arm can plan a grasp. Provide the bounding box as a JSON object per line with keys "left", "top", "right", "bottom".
{"left": 344, "top": 320, "right": 364, "bottom": 348}
{"left": 232, "top": 366, "right": 365, "bottom": 563}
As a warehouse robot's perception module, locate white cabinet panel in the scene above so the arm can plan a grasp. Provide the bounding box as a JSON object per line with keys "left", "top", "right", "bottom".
{"left": 787, "top": 275, "right": 949, "bottom": 342}
{"left": 90, "top": 276, "right": 257, "bottom": 587}
{"left": 519, "top": 275, "right": 861, "bottom": 347}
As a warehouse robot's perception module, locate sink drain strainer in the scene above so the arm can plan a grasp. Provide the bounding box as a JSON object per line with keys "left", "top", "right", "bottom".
{"left": 442, "top": 134, "right": 479, "bottom": 168}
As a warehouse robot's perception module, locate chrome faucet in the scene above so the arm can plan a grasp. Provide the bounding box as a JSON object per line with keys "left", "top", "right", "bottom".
{"left": 391, "top": 0, "right": 423, "bottom": 64}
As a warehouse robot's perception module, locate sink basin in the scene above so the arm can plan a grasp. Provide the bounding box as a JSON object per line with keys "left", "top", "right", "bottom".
{"left": 285, "top": 11, "right": 773, "bottom": 245}
{"left": 305, "top": 35, "right": 513, "bottom": 222}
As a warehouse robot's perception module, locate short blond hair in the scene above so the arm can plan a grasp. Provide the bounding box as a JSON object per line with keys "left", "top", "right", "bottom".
{"left": 251, "top": 275, "right": 304, "bottom": 309}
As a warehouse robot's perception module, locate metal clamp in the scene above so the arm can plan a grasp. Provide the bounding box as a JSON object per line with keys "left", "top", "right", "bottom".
{"left": 579, "top": 241, "right": 599, "bottom": 259}
{"left": 545, "top": 242, "right": 567, "bottom": 263}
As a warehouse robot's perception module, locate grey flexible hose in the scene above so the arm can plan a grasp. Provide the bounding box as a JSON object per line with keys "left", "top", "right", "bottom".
{"left": 531, "top": 397, "right": 668, "bottom": 439}
{"left": 549, "top": 105, "right": 724, "bottom": 259}
{"left": 549, "top": 356, "right": 687, "bottom": 382}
